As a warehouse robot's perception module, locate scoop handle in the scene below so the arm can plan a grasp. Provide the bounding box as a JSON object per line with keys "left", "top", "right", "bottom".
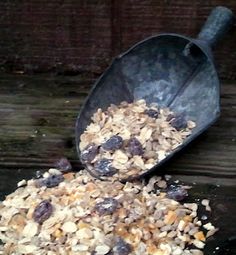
{"left": 197, "top": 6, "right": 234, "bottom": 48}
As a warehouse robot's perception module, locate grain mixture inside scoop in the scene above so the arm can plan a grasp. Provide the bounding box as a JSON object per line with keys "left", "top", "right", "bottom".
{"left": 79, "top": 100, "right": 196, "bottom": 179}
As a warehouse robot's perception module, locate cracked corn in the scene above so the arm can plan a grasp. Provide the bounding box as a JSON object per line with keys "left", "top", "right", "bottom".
{"left": 0, "top": 170, "right": 217, "bottom": 255}
{"left": 79, "top": 100, "right": 196, "bottom": 180}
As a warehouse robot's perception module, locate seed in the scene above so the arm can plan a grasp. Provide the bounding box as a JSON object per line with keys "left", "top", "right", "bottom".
{"left": 35, "top": 170, "right": 43, "bottom": 179}
{"left": 17, "top": 179, "right": 27, "bottom": 187}
{"left": 95, "top": 245, "right": 111, "bottom": 254}
{"left": 61, "top": 221, "right": 77, "bottom": 233}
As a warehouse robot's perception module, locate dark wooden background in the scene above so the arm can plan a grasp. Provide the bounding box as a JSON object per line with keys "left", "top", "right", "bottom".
{"left": 0, "top": 0, "right": 236, "bottom": 79}
{"left": 0, "top": 1, "right": 236, "bottom": 253}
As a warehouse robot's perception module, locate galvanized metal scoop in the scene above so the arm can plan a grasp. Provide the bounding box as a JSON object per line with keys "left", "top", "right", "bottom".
{"left": 76, "top": 6, "right": 234, "bottom": 179}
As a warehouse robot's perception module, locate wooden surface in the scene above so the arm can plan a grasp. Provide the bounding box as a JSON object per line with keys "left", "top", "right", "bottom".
{"left": 0, "top": 74, "right": 236, "bottom": 255}
{"left": 0, "top": 0, "right": 236, "bottom": 80}
{"left": 0, "top": 1, "right": 236, "bottom": 253}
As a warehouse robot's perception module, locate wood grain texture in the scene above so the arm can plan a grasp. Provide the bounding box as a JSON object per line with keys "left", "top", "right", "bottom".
{"left": 0, "top": 0, "right": 235, "bottom": 79}
{"left": 0, "top": 0, "right": 112, "bottom": 74}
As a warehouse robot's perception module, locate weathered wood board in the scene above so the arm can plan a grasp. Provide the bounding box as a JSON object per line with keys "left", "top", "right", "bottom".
{"left": 0, "top": 0, "right": 235, "bottom": 79}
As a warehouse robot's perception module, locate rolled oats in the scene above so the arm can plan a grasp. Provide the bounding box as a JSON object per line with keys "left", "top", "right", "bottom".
{"left": 22, "top": 221, "right": 38, "bottom": 238}
{"left": 61, "top": 222, "right": 77, "bottom": 233}
{"left": 95, "top": 244, "right": 110, "bottom": 254}
{"left": 79, "top": 100, "right": 196, "bottom": 180}
{"left": 0, "top": 169, "right": 217, "bottom": 255}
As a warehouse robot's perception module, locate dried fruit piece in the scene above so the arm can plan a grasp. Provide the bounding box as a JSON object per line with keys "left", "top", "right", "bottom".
{"left": 127, "top": 137, "right": 144, "bottom": 156}
{"left": 170, "top": 114, "right": 187, "bottom": 130}
{"left": 145, "top": 109, "right": 159, "bottom": 118}
{"left": 94, "top": 197, "right": 119, "bottom": 215}
{"left": 113, "top": 237, "right": 132, "bottom": 255}
{"left": 54, "top": 157, "right": 72, "bottom": 172}
{"left": 164, "top": 210, "right": 177, "bottom": 225}
{"left": 102, "top": 135, "right": 123, "bottom": 151}
{"left": 166, "top": 185, "right": 188, "bottom": 201}
{"left": 80, "top": 143, "right": 98, "bottom": 163}
{"left": 94, "top": 158, "right": 117, "bottom": 176}
{"left": 40, "top": 174, "right": 64, "bottom": 188}
{"left": 33, "top": 200, "right": 53, "bottom": 224}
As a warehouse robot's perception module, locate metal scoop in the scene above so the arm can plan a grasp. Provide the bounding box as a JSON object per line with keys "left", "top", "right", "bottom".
{"left": 75, "top": 6, "right": 234, "bottom": 179}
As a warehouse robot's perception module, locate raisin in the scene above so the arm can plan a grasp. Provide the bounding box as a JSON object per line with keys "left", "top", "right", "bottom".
{"left": 54, "top": 157, "right": 72, "bottom": 172}
{"left": 94, "top": 197, "right": 119, "bottom": 215}
{"left": 166, "top": 185, "right": 188, "bottom": 201}
{"left": 33, "top": 200, "right": 53, "bottom": 224}
{"left": 145, "top": 109, "right": 159, "bottom": 118}
{"left": 80, "top": 143, "right": 98, "bottom": 164}
{"left": 113, "top": 237, "right": 132, "bottom": 255}
{"left": 40, "top": 174, "right": 64, "bottom": 188}
{"left": 94, "top": 158, "right": 117, "bottom": 177}
{"left": 102, "top": 135, "right": 123, "bottom": 151}
{"left": 169, "top": 114, "right": 187, "bottom": 130}
{"left": 127, "top": 138, "right": 144, "bottom": 156}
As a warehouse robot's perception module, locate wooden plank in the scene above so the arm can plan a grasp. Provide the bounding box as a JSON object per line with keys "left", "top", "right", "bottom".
{"left": 0, "top": 0, "right": 112, "bottom": 74}
{"left": 111, "top": 0, "right": 123, "bottom": 56}
{"left": 0, "top": 0, "right": 235, "bottom": 79}
{"left": 0, "top": 74, "right": 236, "bottom": 182}
{"left": 0, "top": 74, "right": 91, "bottom": 167}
